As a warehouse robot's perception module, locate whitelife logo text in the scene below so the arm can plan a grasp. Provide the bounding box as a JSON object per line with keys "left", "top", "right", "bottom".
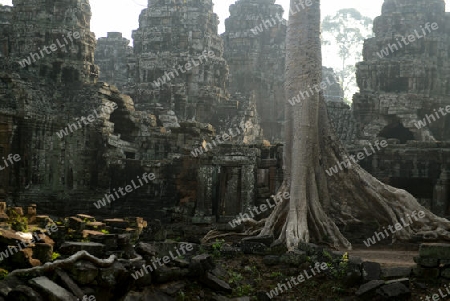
{"left": 363, "top": 210, "right": 425, "bottom": 247}
{"left": 93, "top": 172, "right": 156, "bottom": 209}
{"left": 228, "top": 192, "right": 290, "bottom": 228}
{"left": 18, "top": 31, "right": 82, "bottom": 67}
{"left": 325, "top": 140, "right": 388, "bottom": 176}
{"left": 376, "top": 22, "right": 439, "bottom": 58}
{"left": 131, "top": 243, "right": 194, "bottom": 280}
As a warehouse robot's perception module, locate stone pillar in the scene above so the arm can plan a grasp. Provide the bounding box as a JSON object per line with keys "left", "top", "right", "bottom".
{"left": 433, "top": 170, "right": 449, "bottom": 216}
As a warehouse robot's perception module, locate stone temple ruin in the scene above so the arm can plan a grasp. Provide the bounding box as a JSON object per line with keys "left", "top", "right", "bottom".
{"left": 0, "top": 0, "right": 448, "bottom": 239}
{"left": 0, "top": 0, "right": 448, "bottom": 299}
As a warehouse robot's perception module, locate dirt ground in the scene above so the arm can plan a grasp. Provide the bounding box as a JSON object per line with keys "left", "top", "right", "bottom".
{"left": 347, "top": 248, "right": 418, "bottom": 268}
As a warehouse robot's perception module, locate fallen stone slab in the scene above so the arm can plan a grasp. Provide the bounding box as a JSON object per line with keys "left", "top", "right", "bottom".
{"left": 414, "top": 256, "right": 439, "bottom": 268}
{"left": 55, "top": 269, "right": 85, "bottom": 299}
{"left": 59, "top": 242, "right": 105, "bottom": 258}
{"left": 376, "top": 282, "right": 411, "bottom": 299}
{"left": 200, "top": 272, "right": 232, "bottom": 293}
{"left": 76, "top": 214, "right": 96, "bottom": 222}
{"left": 189, "top": 254, "right": 215, "bottom": 276}
{"left": 103, "top": 218, "right": 129, "bottom": 229}
{"left": 29, "top": 276, "right": 77, "bottom": 301}
{"left": 385, "top": 278, "right": 410, "bottom": 288}
{"left": 135, "top": 242, "right": 158, "bottom": 257}
{"left": 7, "top": 285, "right": 43, "bottom": 301}
{"left": 356, "top": 280, "right": 385, "bottom": 297}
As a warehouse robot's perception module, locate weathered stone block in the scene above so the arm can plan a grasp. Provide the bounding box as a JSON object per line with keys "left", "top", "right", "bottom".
{"left": 29, "top": 276, "right": 77, "bottom": 301}
{"left": 33, "top": 243, "right": 53, "bottom": 264}
{"left": 68, "top": 260, "right": 99, "bottom": 285}
{"left": 199, "top": 272, "right": 232, "bottom": 294}
{"left": 68, "top": 217, "right": 85, "bottom": 231}
{"left": 356, "top": 280, "right": 385, "bottom": 298}
{"left": 189, "top": 254, "right": 215, "bottom": 276}
{"left": 263, "top": 255, "right": 280, "bottom": 266}
{"left": 381, "top": 267, "right": 412, "bottom": 279}
{"left": 362, "top": 261, "right": 381, "bottom": 282}
{"left": 413, "top": 266, "right": 440, "bottom": 280}
{"left": 8, "top": 284, "right": 43, "bottom": 301}
{"left": 103, "top": 218, "right": 129, "bottom": 229}
{"left": 376, "top": 282, "right": 411, "bottom": 299}
{"left": 419, "top": 243, "right": 450, "bottom": 259}
{"left": 59, "top": 242, "right": 105, "bottom": 258}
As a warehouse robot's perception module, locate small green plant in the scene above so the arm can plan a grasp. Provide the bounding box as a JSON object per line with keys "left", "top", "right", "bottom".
{"left": 228, "top": 271, "right": 244, "bottom": 285}
{"left": 0, "top": 269, "right": 7, "bottom": 280}
{"left": 51, "top": 252, "right": 61, "bottom": 261}
{"left": 100, "top": 229, "right": 109, "bottom": 234}
{"left": 235, "top": 284, "right": 254, "bottom": 297}
{"left": 212, "top": 239, "right": 225, "bottom": 258}
{"left": 176, "top": 291, "right": 185, "bottom": 301}
{"left": 7, "top": 209, "right": 28, "bottom": 232}
{"left": 322, "top": 249, "right": 333, "bottom": 261}
{"left": 269, "top": 271, "right": 283, "bottom": 278}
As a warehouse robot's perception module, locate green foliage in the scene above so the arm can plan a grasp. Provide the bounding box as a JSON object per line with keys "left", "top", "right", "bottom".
{"left": 322, "top": 249, "right": 333, "bottom": 261}
{"left": 100, "top": 229, "right": 109, "bottom": 234}
{"left": 329, "top": 252, "right": 349, "bottom": 279}
{"left": 51, "top": 252, "right": 61, "bottom": 261}
{"left": 235, "top": 284, "right": 254, "bottom": 297}
{"left": 269, "top": 271, "right": 283, "bottom": 278}
{"left": 0, "top": 269, "right": 7, "bottom": 280}
{"left": 176, "top": 291, "right": 185, "bottom": 301}
{"left": 7, "top": 209, "right": 28, "bottom": 232}
{"left": 228, "top": 271, "right": 244, "bottom": 285}
{"left": 211, "top": 239, "right": 225, "bottom": 258}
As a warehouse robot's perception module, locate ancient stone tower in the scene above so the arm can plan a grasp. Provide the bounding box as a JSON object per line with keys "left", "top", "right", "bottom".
{"left": 353, "top": 0, "right": 450, "bottom": 142}
{"left": 95, "top": 32, "right": 132, "bottom": 91}
{"left": 222, "top": 0, "right": 286, "bottom": 142}
{"left": 128, "top": 0, "right": 230, "bottom": 125}
{"left": 7, "top": 0, "right": 98, "bottom": 84}
{"left": 351, "top": 0, "right": 450, "bottom": 215}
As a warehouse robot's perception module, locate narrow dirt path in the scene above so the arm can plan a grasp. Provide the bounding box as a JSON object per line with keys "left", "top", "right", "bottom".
{"left": 346, "top": 247, "right": 418, "bottom": 267}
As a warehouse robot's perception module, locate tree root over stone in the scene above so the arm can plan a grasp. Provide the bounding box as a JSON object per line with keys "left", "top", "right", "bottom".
{"left": 9, "top": 251, "right": 118, "bottom": 279}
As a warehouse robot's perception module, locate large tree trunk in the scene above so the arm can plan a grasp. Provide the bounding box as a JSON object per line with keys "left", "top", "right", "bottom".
{"left": 259, "top": 0, "right": 450, "bottom": 250}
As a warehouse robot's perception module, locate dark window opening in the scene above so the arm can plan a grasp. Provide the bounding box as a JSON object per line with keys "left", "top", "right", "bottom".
{"left": 379, "top": 122, "right": 414, "bottom": 143}
{"left": 125, "top": 152, "right": 135, "bottom": 159}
